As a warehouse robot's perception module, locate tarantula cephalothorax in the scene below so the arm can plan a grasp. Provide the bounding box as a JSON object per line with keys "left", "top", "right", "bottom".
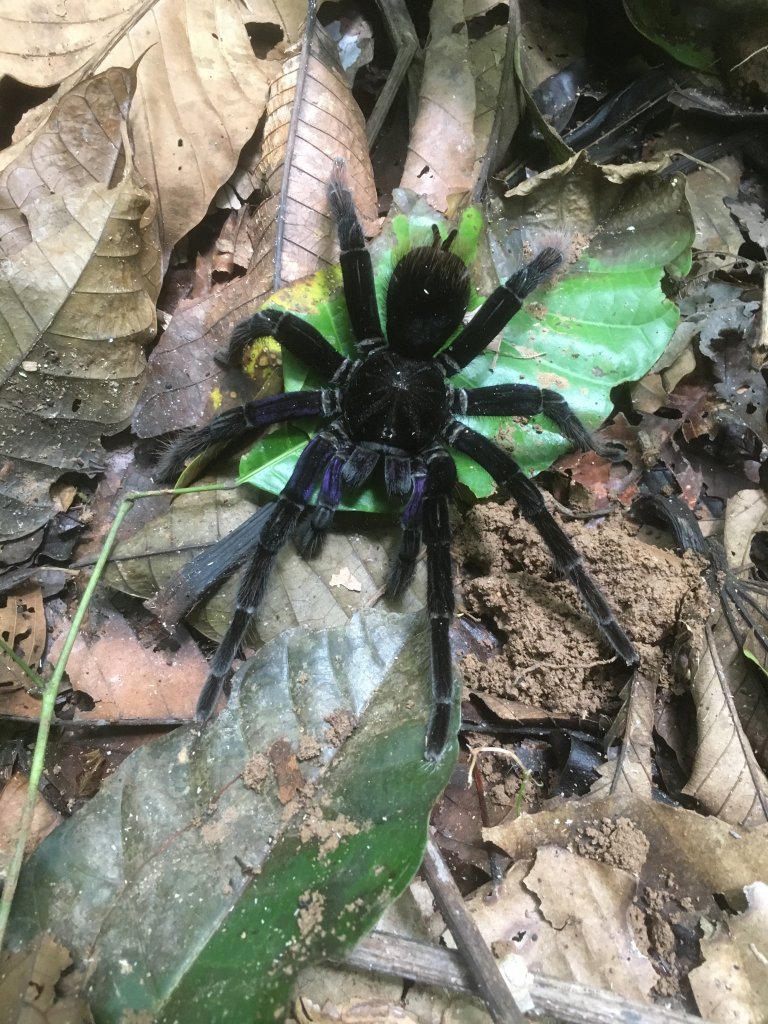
{"left": 158, "top": 161, "right": 638, "bottom": 761}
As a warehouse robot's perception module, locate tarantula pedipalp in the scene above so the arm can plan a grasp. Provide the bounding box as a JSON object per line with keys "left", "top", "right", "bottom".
{"left": 158, "top": 161, "right": 638, "bottom": 761}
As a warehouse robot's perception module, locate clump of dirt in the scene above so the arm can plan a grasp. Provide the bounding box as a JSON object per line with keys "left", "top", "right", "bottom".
{"left": 454, "top": 502, "right": 710, "bottom": 716}
{"left": 324, "top": 708, "right": 358, "bottom": 747}
{"left": 242, "top": 752, "right": 269, "bottom": 791}
{"left": 298, "top": 812, "right": 363, "bottom": 859}
{"left": 575, "top": 815, "right": 650, "bottom": 875}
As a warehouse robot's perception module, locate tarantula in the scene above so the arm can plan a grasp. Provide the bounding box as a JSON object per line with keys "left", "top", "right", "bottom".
{"left": 158, "top": 161, "right": 638, "bottom": 761}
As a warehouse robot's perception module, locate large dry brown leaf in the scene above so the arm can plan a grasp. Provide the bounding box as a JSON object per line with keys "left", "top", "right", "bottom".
{"left": 689, "top": 881, "right": 768, "bottom": 1023}
{"left": 134, "top": 21, "right": 376, "bottom": 437}
{"left": 401, "top": 0, "right": 477, "bottom": 211}
{"left": 0, "top": 69, "right": 160, "bottom": 542}
{"left": 680, "top": 493, "right": 768, "bottom": 828}
{"left": 485, "top": 794, "right": 768, "bottom": 1011}
{"left": 0, "top": 0, "right": 302, "bottom": 261}
{"left": 0, "top": 67, "right": 134, "bottom": 257}
{"left": 100, "top": 484, "right": 426, "bottom": 649}
{"left": 467, "top": 849, "right": 657, "bottom": 1004}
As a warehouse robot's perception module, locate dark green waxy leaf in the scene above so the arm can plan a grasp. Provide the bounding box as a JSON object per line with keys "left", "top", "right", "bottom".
{"left": 6, "top": 611, "right": 457, "bottom": 1022}
{"left": 623, "top": 0, "right": 767, "bottom": 71}
{"left": 240, "top": 160, "right": 693, "bottom": 507}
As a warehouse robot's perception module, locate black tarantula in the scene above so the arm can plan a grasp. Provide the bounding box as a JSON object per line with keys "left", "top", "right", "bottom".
{"left": 158, "top": 161, "right": 638, "bottom": 761}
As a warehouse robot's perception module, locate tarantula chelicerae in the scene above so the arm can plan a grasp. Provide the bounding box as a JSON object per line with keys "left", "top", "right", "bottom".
{"left": 158, "top": 161, "right": 638, "bottom": 760}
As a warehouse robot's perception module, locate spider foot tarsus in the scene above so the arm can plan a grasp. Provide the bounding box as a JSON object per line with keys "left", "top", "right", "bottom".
{"left": 327, "top": 159, "right": 364, "bottom": 249}
{"left": 156, "top": 407, "right": 251, "bottom": 483}
{"left": 221, "top": 309, "right": 282, "bottom": 367}
{"left": 294, "top": 506, "right": 333, "bottom": 559}
{"left": 506, "top": 247, "right": 563, "bottom": 300}
{"left": 387, "top": 526, "right": 421, "bottom": 597}
{"left": 595, "top": 439, "right": 630, "bottom": 464}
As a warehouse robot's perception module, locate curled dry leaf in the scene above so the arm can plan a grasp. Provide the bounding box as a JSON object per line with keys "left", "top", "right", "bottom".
{"left": 675, "top": 492, "right": 768, "bottom": 828}
{"left": 682, "top": 622, "right": 768, "bottom": 828}
{"left": 0, "top": 0, "right": 297, "bottom": 261}
{"left": 402, "top": 0, "right": 477, "bottom": 210}
{"left": 0, "top": 585, "right": 45, "bottom": 690}
{"left": 134, "top": 19, "right": 376, "bottom": 437}
{"left": 0, "top": 67, "right": 161, "bottom": 541}
{"left": 595, "top": 671, "right": 657, "bottom": 800}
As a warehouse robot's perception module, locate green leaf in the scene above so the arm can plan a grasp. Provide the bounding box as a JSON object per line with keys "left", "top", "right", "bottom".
{"left": 5, "top": 611, "right": 457, "bottom": 1022}
{"left": 240, "top": 160, "right": 693, "bottom": 507}
{"left": 623, "top": 0, "right": 768, "bottom": 71}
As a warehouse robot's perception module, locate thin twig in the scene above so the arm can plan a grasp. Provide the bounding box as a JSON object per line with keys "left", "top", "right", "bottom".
{"left": 421, "top": 837, "right": 526, "bottom": 1024}
{"left": 513, "top": 654, "right": 617, "bottom": 686}
{"left": 344, "top": 930, "right": 711, "bottom": 1024}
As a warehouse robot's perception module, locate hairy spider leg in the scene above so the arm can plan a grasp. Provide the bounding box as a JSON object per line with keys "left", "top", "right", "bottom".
{"left": 328, "top": 160, "right": 384, "bottom": 353}
{"left": 294, "top": 446, "right": 348, "bottom": 557}
{"left": 445, "top": 421, "right": 639, "bottom": 667}
{"left": 453, "top": 382, "right": 615, "bottom": 458}
{"left": 156, "top": 389, "right": 329, "bottom": 483}
{"left": 223, "top": 308, "right": 346, "bottom": 376}
{"left": 152, "top": 504, "right": 277, "bottom": 626}
{"left": 387, "top": 466, "right": 427, "bottom": 597}
{"left": 421, "top": 449, "right": 459, "bottom": 760}
{"left": 195, "top": 433, "right": 338, "bottom": 720}
{"left": 436, "top": 248, "right": 563, "bottom": 376}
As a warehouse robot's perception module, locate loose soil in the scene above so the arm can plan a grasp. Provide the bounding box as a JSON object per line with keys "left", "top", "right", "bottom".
{"left": 454, "top": 500, "right": 711, "bottom": 717}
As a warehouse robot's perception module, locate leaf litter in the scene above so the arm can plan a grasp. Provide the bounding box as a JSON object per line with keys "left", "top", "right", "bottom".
{"left": 456, "top": 502, "right": 712, "bottom": 719}
{"left": 2, "top": 0, "right": 768, "bottom": 1020}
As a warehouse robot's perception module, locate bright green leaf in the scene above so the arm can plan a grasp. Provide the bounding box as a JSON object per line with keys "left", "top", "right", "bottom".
{"left": 240, "top": 162, "right": 693, "bottom": 507}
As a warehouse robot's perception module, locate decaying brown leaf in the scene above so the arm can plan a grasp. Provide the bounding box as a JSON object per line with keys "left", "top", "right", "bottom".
{"left": 134, "top": 19, "right": 376, "bottom": 438}
{"left": 484, "top": 792, "right": 768, "bottom": 1014}
{"left": 689, "top": 881, "right": 768, "bottom": 1022}
{"left": 1, "top": 604, "right": 207, "bottom": 723}
{"left": 0, "top": 932, "right": 92, "bottom": 1023}
{"left": 467, "top": 847, "right": 657, "bottom": 1003}
{"left": 402, "top": 0, "right": 477, "bottom": 211}
{"left": 0, "top": 0, "right": 297, "bottom": 262}
{"left": 0, "top": 585, "right": 45, "bottom": 690}
{"left": 0, "top": 66, "right": 161, "bottom": 542}
{"left": 0, "top": 776, "right": 60, "bottom": 878}
{"left": 682, "top": 620, "right": 768, "bottom": 828}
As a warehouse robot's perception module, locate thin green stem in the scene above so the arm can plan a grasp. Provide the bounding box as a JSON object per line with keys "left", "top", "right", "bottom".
{"left": 0, "top": 483, "right": 232, "bottom": 948}
{"left": 0, "top": 634, "right": 47, "bottom": 690}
